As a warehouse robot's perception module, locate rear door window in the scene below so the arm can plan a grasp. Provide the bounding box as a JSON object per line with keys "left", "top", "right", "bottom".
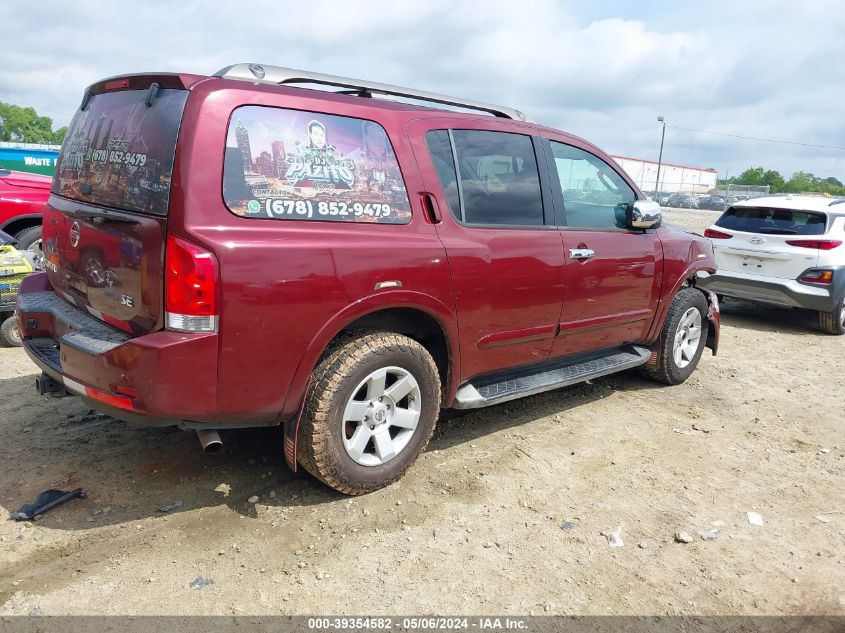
{"left": 425, "top": 130, "right": 461, "bottom": 220}
{"left": 53, "top": 88, "right": 188, "bottom": 215}
{"left": 449, "top": 130, "right": 544, "bottom": 226}
{"left": 715, "top": 207, "right": 827, "bottom": 235}
{"left": 222, "top": 106, "right": 411, "bottom": 224}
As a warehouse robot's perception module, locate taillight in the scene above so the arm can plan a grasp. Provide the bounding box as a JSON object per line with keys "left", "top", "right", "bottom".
{"left": 785, "top": 240, "right": 842, "bottom": 250}
{"left": 798, "top": 269, "right": 834, "bottom": 284}
{"left": 104, "top": 78, "right": 130, "bottom": 91}
{"left": 704, "top": 228, "right": 733, "bottom": 239}
{"left": 165, "top": 235, "right": 219, "bottom": 332}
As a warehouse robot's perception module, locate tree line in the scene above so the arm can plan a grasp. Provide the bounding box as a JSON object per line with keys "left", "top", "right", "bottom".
{"left": 722, "top": 167, "right": 845, "bottom": 196}
{"left": 0, "top": 102, "right": 68, "bottom": 145}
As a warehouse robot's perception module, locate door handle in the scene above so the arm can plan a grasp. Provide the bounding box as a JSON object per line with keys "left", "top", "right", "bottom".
{"left": 569, "top": 248, "right": 595, "bottom": 260}
{"left": 420, "top": 192, "right": 441, "bottom": 224}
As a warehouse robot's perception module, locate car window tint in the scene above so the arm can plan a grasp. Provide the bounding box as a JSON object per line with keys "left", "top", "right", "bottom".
{"left": 425, "top": 130, "right": 460, "bottom": 220}
{"left": 549, "top": 142, "right": 635, "bottom": 230}
{"left": 222, "top": 106, "right": 411, "bottom": 224}
{"left": 53, "top": 88, "right": 189, "bottom": 216}
{"left": 451, "top": 130, "right": 543, "bottom": 226}
{"left": 715, "top": 207, "right": 827, "bottom": 235}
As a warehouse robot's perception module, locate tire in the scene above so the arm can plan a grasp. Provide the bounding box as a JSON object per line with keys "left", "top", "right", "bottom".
{"left": 0, "top": 315, "right": 21, "bottom": 347}
{"left": 297, "top": 331, "right": 441, "bottom": 495}
{"left": 818, "top": 295, "right": 845, "bottom": 335}
{"left": 14, "top": 226, "right": 44, "bottom": 270}
{"left": 642, "top": 287, "right": 709, "bottom": 385}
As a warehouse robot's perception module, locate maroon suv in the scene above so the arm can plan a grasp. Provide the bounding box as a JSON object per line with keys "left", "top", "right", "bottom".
{"left": 18, "top": 64, "right": 720, "bottom": 494}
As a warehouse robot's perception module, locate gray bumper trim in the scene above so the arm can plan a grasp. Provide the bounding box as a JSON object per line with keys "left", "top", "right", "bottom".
{"left": 18, "top": 291, "right": 130, "bottom": 355}
{"left": 698, "top": 274, "right": 839, "bottom": 312}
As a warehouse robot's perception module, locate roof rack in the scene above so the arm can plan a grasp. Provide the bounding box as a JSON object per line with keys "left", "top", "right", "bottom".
{"left": 213, "top": 63, "right": 527, "bottom": 121}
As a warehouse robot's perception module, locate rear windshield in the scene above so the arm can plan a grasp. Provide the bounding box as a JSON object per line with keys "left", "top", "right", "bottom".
{"left": 52, "top": 88, "right": 188, "bottom": 215}
{"left": 715, "top": 206, "right": 827, "bottom": 235}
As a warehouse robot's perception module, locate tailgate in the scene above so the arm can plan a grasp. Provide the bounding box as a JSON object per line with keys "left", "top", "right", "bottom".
{"left": 714, "top": 233, "right": 819, "bottom": 279}
{"left": 712, "top": 206, "right": 826, "bottom": 279}
{"left": 42, "top": 197, "right": 164, "bottom": 333}
{"left": 45, "top": 80, "right": 189, "bottom": 335}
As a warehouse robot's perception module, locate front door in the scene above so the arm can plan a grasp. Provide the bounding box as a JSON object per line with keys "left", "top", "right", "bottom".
{"left": 543, "top": 139, "right": 661, "bottom": 357}
{"left": 408, "top": 120, "right": 566, "bottom": 380}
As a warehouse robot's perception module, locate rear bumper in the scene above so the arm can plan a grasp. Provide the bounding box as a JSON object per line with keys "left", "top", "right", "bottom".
{"left": 16, "top": 273, "right": 221, "bottom": 426}
{"left": 698, "top": 270, "right": 840, "bottom": 312}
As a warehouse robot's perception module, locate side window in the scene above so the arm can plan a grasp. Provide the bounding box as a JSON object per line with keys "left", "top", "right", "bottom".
{"left": 453, "top": 130, "right": 543, "bottom": 226}
{"left": 222, "top": 106, "right": 411, "bottom": 224}
{"left": 427, "top": 130, "right": 544, "bottom": 227}
{"left": 549, "top": 141, "right": 636, "bottom": 230}
{"left": 425, "top": 130, "right": 460, "bottom": 220}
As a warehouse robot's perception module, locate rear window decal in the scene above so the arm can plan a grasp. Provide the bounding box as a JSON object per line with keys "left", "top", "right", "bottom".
{"left": 53, "top": 88, "right": 188, "bottom": 216}
{"left": 223, "top": 107, "right": 411, "bottom": 224}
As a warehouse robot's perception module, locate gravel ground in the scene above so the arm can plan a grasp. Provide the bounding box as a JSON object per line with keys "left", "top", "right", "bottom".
{"left": 0, "top": 208, "right": 842, "bottom": 615}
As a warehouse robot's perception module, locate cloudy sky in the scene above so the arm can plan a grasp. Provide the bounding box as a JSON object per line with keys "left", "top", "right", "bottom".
{"left": 2, "top": 0, "right": 843, "bottom": 181}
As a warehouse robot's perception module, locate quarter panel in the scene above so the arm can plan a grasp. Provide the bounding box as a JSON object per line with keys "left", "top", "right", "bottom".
{"left": 174, "top": 82, "right": 453, "bottom": 419}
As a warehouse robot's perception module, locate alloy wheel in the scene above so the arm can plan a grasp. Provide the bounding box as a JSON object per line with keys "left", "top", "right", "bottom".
{"left": 673, "top": 307, "right": 702, "bottom": 369}
{"left": 28, "top": 239, "right": 45, "bottom": 270}
{"left": 342, "top": 366, "right": 421, "bottom": 466}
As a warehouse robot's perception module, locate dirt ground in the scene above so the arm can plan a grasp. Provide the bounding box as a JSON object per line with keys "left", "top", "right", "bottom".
{"left": 0, "top": 208, "right": 842, "bottom": 616}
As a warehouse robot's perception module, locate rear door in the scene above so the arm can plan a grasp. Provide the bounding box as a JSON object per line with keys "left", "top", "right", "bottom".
{"left": 44, "top": 79, "right": 189, "bottom": 334}
{"left": 543, "top": 138, "right": 661, "bottom": 357}
{"left": 709, "top": 206, "right": 827, "bottom": 278}
{"left": 409, "top": 119, "right": 565, "bottom": 380}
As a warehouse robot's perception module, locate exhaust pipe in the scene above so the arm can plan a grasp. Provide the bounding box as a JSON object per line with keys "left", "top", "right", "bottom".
{"left": 196, "top": 429, "right": 223, "bottom": 454}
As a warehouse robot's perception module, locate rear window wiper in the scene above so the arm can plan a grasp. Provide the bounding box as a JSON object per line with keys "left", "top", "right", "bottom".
{"left": 68, "top": 208, "right": 138, "bottom": 225}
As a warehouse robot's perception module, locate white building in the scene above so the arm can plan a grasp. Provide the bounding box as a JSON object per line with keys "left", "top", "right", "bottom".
{"left": 610, "top": 155, "right": 718, "bottom": 194}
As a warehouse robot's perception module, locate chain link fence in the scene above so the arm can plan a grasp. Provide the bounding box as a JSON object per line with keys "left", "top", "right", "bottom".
{"left": 642, "top": 182, "right": 771, "bottom": 211}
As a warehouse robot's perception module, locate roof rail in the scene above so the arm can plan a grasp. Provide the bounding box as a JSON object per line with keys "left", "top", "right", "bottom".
{"left": 829, "top": 198, "right": 845, "bottom": 206}
{"left": 213, "top": 63, "right": 527, "bottom": 121}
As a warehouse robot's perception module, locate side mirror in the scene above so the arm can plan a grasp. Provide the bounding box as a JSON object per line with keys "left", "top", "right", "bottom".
{"left": 628, "top": 200, "right": 662, "bottom": 230}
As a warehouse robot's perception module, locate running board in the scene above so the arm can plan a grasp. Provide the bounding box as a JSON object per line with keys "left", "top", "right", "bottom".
{"left": 453, "top": 345, "right": 651, "bottom": 409}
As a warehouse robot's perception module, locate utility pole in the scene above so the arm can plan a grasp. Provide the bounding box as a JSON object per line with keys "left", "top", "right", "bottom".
{"left": 655, "top": 116, "right": 666, "bottom": 199}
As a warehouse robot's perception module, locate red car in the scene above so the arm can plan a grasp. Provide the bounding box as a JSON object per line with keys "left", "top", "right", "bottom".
{"left": 18, "top": 65, "right": 719, "bottom": 494}
{"left": 0, "top": 168, "right": 51, "bottom": 267}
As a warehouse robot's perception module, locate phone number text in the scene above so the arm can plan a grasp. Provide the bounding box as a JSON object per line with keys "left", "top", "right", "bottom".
{"left": 263, "top": 199, "right": 392, "bottom": 220}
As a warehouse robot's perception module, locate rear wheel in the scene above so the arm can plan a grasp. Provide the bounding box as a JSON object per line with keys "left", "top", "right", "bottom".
{"left": 818, "top": 295, "right": 845, "bottom": 335}
{"left": 297, "top": 331, "right": 441, "bottom": 495}
{"left": 643, "top": 287, "right": 708, "bottom": 385}
{"left": 0, "top": 315, "right": 21, "bottom": 347}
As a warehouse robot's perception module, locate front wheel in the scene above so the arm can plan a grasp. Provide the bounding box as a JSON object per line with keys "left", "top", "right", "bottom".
{"left": 818, "top": 295, "right": 845, "bottom": 335}
{"left": 297, "top": 331, "right": 441, "bottom": 495}
{"left": 642, "top": 287, "right": 708, "bottom": 385}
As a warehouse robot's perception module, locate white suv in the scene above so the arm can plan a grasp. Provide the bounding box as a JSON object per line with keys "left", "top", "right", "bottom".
{"left": 699, "top": 196, "right": 845, "bottom": 334}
